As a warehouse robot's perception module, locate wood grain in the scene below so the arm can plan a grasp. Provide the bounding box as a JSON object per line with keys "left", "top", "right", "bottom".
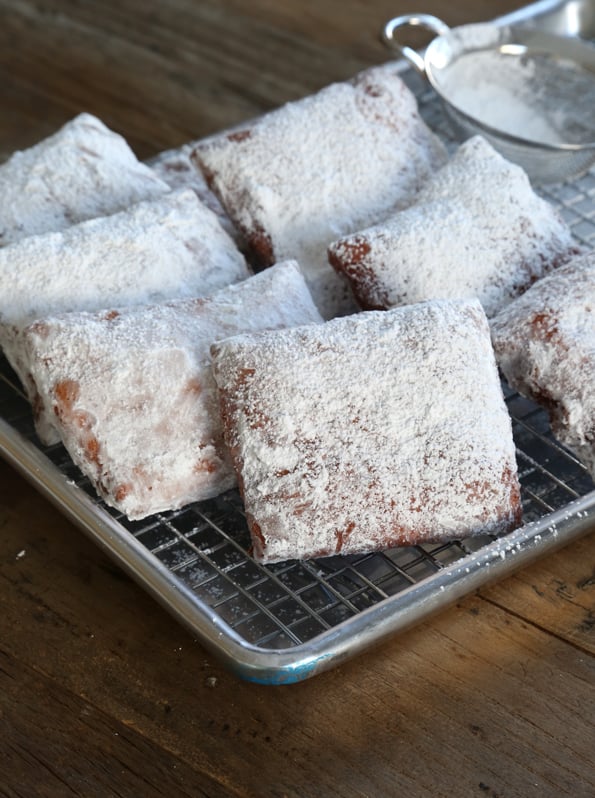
{"left": 0, "top": 648, "right": 228, "bottom": 798}
{"left": 0, "top": 0, "right": 594, "bottom": 796}
{"left": 481, "top": 534, "right": 595, "bottom": 653}
{"left": 0, "top": 0, "right": 525, "bottom": 157}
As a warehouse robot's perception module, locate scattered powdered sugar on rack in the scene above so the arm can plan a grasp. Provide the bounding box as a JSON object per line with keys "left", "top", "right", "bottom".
{"left": 0, "top": 113, "right": 170, "bottom": 246}
{"left": 211, "top": 297, "right": 521, "bottom": 564}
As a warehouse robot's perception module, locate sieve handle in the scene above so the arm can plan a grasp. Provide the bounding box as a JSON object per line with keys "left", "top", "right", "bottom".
{"left": 381, "top": 14, "right": 451, "bottom": 75}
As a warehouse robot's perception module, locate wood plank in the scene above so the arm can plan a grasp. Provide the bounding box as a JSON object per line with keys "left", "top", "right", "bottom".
{"left": 0, "top": 0, "right": 526, "bottom": 157}
{"left": 0, "top": 648, "right": 233, "bottom": 798}
{"left": 481, "top": 534, "right": 595, "bottom": 653}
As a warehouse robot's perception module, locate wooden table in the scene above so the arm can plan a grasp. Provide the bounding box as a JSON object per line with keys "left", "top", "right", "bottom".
{"left": 0, "top": 1, "right": 594, "bottom": 795}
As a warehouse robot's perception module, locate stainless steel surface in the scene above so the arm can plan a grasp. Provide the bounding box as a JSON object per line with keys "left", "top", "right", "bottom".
{"left": 1, "top": 0, "right": 594, "bottom": 685}
{"left": 383, "top": 12, "right": 595, "bottom": 182}
{"left": 501, "top": 0, "right": 595, "bottom": 36}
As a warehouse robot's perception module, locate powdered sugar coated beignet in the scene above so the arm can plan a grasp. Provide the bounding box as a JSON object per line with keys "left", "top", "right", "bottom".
{"left": 150, "top": 145, "right": 240, "bottom": 243}
{"left": 328, "top": 137, "right": 579, "bottom": 317}
{"left": 21, "top": 262, "right": 322, "bottom": 519}
{"left": 0, "top": 188, "right": 249, "bottom": 444}
{"left": 0, "top": 113, "right": 170, "bottom": 246}
{"left": 193, "top": 63, "right": 447, "bottom": 319}
{"left": 491, "top": 252, "right": 595, "bottom": 479}
{"left": 212, "top": 298, "right": 521, "bottom": 563}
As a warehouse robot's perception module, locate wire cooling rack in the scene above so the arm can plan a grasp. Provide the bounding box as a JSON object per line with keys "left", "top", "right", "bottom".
{"left": 1, "top": 19, "right": 595, "bottom": 684}
{"left": 1, "top": 319, "right": 594, "bottom": 682}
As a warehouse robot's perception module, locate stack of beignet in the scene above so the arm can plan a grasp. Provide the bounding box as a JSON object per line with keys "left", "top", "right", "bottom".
{"left": 193, "top": 63, "right": 448, "bottom": 318}
{"left": 0, "top": 188, "right": 249, "bottom": 443}
{"left": 2, "top": 66, "right": 589, "bottom": 564}
{"left": 20, "top": 263, "right": 322, "bottom": 519}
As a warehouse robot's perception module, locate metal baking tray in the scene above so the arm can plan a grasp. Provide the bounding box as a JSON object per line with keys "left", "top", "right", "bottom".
{"left": 1, "top": 0, "right": 594, "bottom": 684}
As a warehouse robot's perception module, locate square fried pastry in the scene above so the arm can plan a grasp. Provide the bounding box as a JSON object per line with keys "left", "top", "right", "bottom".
{"left": 149, "top": 145, "right": 239, "bottom": 243}
{"left": 491, "top": 252, "right": 595, "bottom": 479}
{"left": 193, "top": 63, "right": 447, "bottom": 319}
{"left": 328, "top": 136, "right": 579, "bottom": 317}
{"left": 21, "top": 262, "right": 322, "bottom": 520}
{"left": 0, "top": 188, "right": 249, "bottom": 444}
{"left": 0, "top": 113, "right": 169, "bottom": 246}
{"left": 211, "top": 298, "right": 522, "bottom": 563}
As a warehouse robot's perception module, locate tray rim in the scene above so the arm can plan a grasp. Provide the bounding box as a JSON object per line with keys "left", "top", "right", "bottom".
{"left": 1, "top": 414, "right": 594, "bottom": 684}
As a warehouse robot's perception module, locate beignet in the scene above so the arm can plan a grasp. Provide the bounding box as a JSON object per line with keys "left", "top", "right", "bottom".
{"left": 0, "top": 113, "right": 169, "bottom": 246}
{"left": 328, "top": 137, "right": 579, "bottom": 317}
{"left": 21, "top": 262, "right": 322, "bottom": 519}
{"left": 491, "top": 252, "right": 595, "bottom": 479}
{"left": 149, "top": 145, "right": 239, "bottom": 243}
{"left": 193, "top": 63, "right": 447, "bottom": 318}
{"left": 0, "top": 189, "right": 249, "bottom": 444}
{"left": 211, "top": 298, "right": 522, "bottom": 563}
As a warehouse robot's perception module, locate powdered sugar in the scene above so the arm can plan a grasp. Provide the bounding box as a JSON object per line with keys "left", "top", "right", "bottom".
{"left": 211, "top": 298, "right": 521, "bottom": 563}
{"left": 329, "top": 136, "right": 579, "bottom": 317}
{"left": 440, "top": 52, "right": 562, "bottom": 143}
{"left": 193, "top": 63, "right": 447, "bottom": 318}
{"left": 0, "top": 188, "right": 249, "bottom": 443}
{"left": 149, "top": 144, "right": 240, "bottom": 242}
{"left": 491, "top": 252, "right": 595, "bottom": 478}
{"left": 21, "top": 262, "right": 323, "bottom": 519}
{"left": 0, "top": 113, "right": 170, "bottom": 246}
{"left": 438, "top": 45, "right": 595, "bottom": 146}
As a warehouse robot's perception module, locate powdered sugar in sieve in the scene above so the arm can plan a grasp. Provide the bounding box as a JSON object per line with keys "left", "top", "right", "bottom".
{"left": 438, "top": 48, "right": 595, "bottom": 147}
